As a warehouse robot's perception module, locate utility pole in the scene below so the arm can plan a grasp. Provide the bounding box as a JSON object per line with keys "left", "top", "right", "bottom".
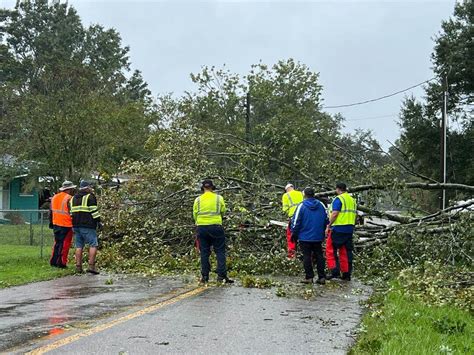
{"left": 245, "top": 92, "right": 251, "bottom": 143}
{"left": 244, "top": 92, "right": 252, "bottom": 181}
{"left": 440, "top": 76, "right": 448, "bottom": 210}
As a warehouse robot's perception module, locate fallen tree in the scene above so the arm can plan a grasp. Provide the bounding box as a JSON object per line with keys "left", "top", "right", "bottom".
{"left": 99, "top": 124, "right": 473, "bottom": 275}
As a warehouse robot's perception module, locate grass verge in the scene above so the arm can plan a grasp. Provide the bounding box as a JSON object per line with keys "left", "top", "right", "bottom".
{"left": 351, "top": 288, "right": 474, "bottom": 354}
{"left": 0, "top": 224, "right": 50, "bottom": 246}
{"left": 0, "top": 245, "right": 74, "bottom": 288}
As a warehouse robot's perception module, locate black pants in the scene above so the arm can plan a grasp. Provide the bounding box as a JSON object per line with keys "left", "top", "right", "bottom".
{"left": 299, "top": 241, "right": 325, "bottom": 280}
{"left": 197, "top": 225, "right": 227, "bottom": 279}
{"left": 331, "top": 231, "right": 354, "bottom": 276}
{"left": 50, "top": 226, "right": 72, "bottom": 267}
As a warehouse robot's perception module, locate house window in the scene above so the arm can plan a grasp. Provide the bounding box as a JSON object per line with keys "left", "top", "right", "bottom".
{"left": 19, "top": 178, "right": 34, "bottom": 197}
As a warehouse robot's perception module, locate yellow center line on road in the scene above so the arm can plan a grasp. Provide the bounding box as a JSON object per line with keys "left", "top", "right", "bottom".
{"left": 26, "top": 286, "right": 207, "bottom": 355}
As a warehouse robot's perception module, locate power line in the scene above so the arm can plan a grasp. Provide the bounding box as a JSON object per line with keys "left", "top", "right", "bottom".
{"left": 323, "top": 78, "right": 436, "bottom": 109}
{"left": 345, "top": 113, "right": 398, "bottom": 122}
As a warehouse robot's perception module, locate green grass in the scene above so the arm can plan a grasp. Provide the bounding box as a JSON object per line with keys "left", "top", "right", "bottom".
{"left": 0, "top": 245, "right": 74, "bottom": 288}
{"left": 0, "top": 224, "right": 51, "bottom": 246}
{"left": 351, "top": 289, "right": 474, "bottom": 354}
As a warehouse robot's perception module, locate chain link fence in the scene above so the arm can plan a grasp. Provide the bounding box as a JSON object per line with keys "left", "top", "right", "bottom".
{"left": 0, "top": 210, "right": 51, "bottom": 258}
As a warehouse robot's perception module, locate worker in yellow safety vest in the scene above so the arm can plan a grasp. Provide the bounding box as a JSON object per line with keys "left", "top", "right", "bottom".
{"left": 70, "top": 181, "right": 102, "bottom": 274}
{"left": 282, "top": 183, "right": 304, "bottom": 258}
{"left": 193, "top": 179, "right": 234, "bottom": 284}
{"left": 326, "top": 182, "right": 357, "bottom": 281}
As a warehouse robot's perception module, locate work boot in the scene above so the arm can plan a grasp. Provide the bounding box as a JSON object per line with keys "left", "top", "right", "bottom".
{"left": 217, "top": 277, "right": 234, "bottom": 284}
{"left": 75, "top": 265, "right": 83, "bottom": 274}
{"left": 341, "top": 273, "right": 351, "bottom": 281}
{"left": 199, "top": 276, "right": 209, "bottom": 284}
{"left": 87, "top": 264, "right": 100, "bottom": 275}
{"left": 326, "top": 272, "right": 340, "bottom": 280}
{"left": 300, "top": 278, "right": 313, "bottom": 284}
{"left": 316, "top": 278, "right": 326, "bottom": 285}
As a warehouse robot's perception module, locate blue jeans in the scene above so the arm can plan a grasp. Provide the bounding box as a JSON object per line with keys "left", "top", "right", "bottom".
{"left": 197, "top": 225, "right": 227, "bottom": 279}
{"left": 73, "top": 227, "right": 98, "bottom": 248}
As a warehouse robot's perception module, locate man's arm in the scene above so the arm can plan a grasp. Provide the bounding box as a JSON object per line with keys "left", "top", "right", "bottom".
{"left": 328, "top": 211, "right": 339, "bottom": 226}
{"left": 49, "top": 201, "right": 53, "bottom": 229}
{"left": 88, "top": 194, "right": 101, "bottom": 220}
{"left": 327, "top": 198, "right": 342, "bottom": 230}
{"left": 291, "top": 204, "right": 304, "bottom": 238}
{"left": 193, "top": 198, "right": 198, "bottom": 221}
{"left": 282, "top": 194, "right": 289, "bottom": 214}
{"left": 318, "top": 200, "right": 329, "bottom": 225}
{"left": 220, "top": 196, "right": 226, "bottom": 215}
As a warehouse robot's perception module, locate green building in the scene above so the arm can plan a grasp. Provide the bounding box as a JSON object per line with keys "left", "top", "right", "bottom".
{"left": 0, "top": 176, "right": 41, "bottom": 223}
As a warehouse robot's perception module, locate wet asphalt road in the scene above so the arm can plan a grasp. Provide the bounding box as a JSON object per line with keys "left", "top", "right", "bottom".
{"left": 0, "top": 274, "right": 187, "bottom": 352}
{"left": 1, "top": 276, "right": 370, "bottom": 354}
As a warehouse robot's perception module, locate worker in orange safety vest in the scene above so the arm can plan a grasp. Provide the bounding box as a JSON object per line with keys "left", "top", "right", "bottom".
{"left": 49, "top": 181, "right": 76, "bottom": 268}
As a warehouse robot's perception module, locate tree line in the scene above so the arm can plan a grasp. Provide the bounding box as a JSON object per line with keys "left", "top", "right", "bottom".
{"left": 1, "top": 0, "right": 472, "bottom": 212}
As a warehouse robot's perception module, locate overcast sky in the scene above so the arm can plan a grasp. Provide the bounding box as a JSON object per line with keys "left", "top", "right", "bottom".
{"left": 3, "top": 0, "right": 456, "bottom": 148}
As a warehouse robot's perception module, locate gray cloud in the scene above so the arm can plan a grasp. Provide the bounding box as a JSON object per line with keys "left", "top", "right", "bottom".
{"left": 3, "top": 0, "right": 454, "bottom": 147}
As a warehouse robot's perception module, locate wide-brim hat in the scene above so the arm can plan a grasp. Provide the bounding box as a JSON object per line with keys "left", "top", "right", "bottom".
{"left": 59, "top": 181, "right": 77, "bottom": 191}
{"left": 201, "top": 179, "right": 216, "bottom": 190}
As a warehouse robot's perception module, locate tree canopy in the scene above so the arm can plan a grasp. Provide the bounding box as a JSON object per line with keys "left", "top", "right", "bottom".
{"left": 0, "top": 0, "right": 155, "bottom": 184}
{"left": 153, "top": 60, "right": 389, "bottom": 189}
{"left": 397, "top": 1, "right": 473, "bottom": 195}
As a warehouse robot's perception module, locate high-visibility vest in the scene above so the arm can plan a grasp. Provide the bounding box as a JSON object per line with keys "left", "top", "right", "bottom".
{"left": 70, "top": 194, "right": 100, "bottom": 219}
{"left": 51, "top": 192, "right": 73, "bottom": 227}
{"left": 193, "top": 191, "right": 226, "bottom": 226}
{"left": 282, "top": 190, "right": 303, "bottom": 217}
{"left": 332, "top": 192, "right": 357, "bottom": 226}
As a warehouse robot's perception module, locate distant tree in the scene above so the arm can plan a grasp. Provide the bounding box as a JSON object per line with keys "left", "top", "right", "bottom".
{"left": 0, "top": 0, "right": 154, "bottom": 183}
{"left": 153, "top": 59, "right": 388, "bottom": 187}
{"left": 426, "top": 0, "right": 473, "bottom": 119}
{"left": 397, "top": 1, "right": 473, "bottom": 189}
{"left": 398, "top": 96, "right": 440, "bottom": 180}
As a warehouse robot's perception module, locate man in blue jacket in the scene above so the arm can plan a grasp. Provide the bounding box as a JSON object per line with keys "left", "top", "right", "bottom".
{"left": 291, "top": 187, "right": 329, "bottom": 285}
